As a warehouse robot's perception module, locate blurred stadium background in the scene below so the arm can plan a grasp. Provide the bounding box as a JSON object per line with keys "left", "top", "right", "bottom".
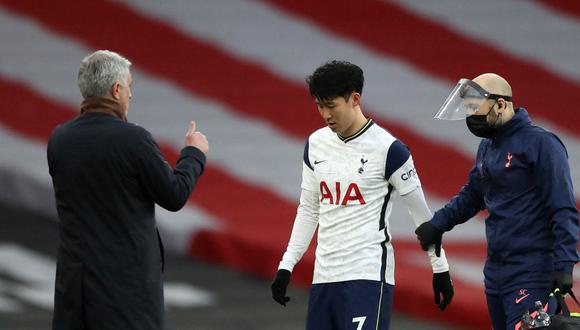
{"left": 0, "top": 0, "right": 579, "bottom": 329}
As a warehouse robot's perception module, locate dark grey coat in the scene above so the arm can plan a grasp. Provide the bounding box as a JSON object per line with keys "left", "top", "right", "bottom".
{"left": 47, "top": 110, "right": 205, "bottom": 330}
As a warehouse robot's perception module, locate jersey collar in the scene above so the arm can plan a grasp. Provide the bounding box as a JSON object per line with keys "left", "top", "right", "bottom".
{"left": 338, "top": 118, "right": 374, "bottom": 143}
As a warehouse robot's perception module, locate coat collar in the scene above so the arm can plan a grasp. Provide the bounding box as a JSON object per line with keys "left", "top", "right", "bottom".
{"left": 80, "top": 97, "right": 127, "bottom": 122}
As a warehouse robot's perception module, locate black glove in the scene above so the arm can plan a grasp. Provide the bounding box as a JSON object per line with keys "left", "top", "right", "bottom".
{"left": 271, "top": 269, "right": 291, "bottom": 306}
{"left": 415, "top": 221, "right": 443, "bottom": 257}
{"left": 552, "top": 270, "right": 573, "bottom": 295}
{"left": 433, "top": 271, "right": 454, "bottom": 311}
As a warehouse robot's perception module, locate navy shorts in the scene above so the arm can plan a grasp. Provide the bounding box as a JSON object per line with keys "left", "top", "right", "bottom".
{"left": 306, "top": 280, "right": 394, "bottom": 330}
{"left": 486, "top": 287, "right": 556, "bottom": 330}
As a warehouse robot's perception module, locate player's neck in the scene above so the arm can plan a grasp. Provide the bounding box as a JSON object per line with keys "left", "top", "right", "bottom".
{"left": 341, "top": 112, "right": 369, "bottom": 138}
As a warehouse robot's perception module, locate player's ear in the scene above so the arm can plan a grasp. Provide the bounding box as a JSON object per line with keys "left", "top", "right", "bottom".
{"left": 351, "top": 92, "right": 361, "bottom": 107}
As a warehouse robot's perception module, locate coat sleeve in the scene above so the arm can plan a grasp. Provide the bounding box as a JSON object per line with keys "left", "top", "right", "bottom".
{"left": 431, "top": 164, "right": 486, "bottom": 232}
{"left": 134, "top": 128, "right": 206, "bottom": 212}
{"left": 535, "top": 133, "right": 579, "bottom": 273}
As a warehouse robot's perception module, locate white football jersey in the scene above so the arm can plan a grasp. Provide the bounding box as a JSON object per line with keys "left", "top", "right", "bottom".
{"left": 280, "top": 119, "right": 422, "bottom": 284}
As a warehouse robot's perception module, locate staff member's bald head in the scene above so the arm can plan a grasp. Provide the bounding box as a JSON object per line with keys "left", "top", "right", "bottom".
{"left": 471, "top": 73, "right": 514, "bottom": 125}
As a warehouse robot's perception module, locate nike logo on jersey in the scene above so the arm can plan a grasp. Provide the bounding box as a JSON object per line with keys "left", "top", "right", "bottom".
{"left": 314, "top": 160, "right": 327, "bottom": 165}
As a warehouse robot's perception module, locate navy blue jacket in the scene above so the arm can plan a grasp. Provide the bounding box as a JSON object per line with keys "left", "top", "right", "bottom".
{"left": 431, "top": 108, "right": 579, "bottom": 294}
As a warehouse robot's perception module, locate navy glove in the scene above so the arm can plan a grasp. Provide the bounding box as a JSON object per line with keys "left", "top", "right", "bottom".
{"left": 433, "top": 271, "right": 454, "bottom": 311}
{"left": 415, "top": 221, "right": 443, "bottom": 257}
{"left": 271, "top": 269, "right": 291, "bottom": 306}
{"left": 552, "top": 270, "right": 573, "bottom": 295}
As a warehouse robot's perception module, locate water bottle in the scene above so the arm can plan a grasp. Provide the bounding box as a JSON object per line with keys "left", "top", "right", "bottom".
{"left": 521, "top": 310, "right": 535, "bottom": 329}
{"left": 533, "top": 300, "right": 551, "bottom": 327}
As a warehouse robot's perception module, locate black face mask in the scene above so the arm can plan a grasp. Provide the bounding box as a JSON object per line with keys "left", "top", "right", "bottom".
{"left": 466, "top": 102, "right": 502, "bottom": 138}
{"left": 466, "top": 115, "right": 496, "bottom": 138}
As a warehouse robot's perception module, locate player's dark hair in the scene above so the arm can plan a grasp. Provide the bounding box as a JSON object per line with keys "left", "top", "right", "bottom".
{"left": 306, "top": 60, "right": 364, "bottom": 102}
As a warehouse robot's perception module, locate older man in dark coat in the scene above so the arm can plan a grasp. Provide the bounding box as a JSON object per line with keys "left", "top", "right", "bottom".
{"left": 47, "top": 50, "right": 209, "bottom": 330}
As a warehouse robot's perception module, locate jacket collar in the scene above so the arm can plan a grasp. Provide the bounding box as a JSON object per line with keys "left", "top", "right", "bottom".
{"left": 80, "top": 97, "right": 127, "bottom": 122}
{"left": 493, "top": 108, "right": 530, "bottom": 140}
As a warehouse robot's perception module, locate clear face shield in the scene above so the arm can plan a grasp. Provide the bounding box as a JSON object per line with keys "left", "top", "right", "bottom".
{"left": 434, "top": 78, "right": 511, "bottom": 120}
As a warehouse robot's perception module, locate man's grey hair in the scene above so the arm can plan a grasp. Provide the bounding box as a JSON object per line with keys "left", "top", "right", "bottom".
{"left": 77, "top": 50, "right": 132, "bottom": 99}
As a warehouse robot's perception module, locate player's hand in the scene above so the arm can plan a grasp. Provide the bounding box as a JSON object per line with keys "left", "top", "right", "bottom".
{"left": 185, "top": 121, "right": 209, "bottom": 154}
{"left": 271, "top": 269, "right": 291, "bottom": 306}
{"left": 415, "top": 221, "right": 443, "bottom": 257}
{"left": 552, "top": 270, "right": 573, "bottom": 295}
{"left": 433, "top": 271, "right": 454, "bottom": 311}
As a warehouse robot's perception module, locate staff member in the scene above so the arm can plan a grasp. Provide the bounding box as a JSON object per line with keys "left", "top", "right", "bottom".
{"left": 416, "top": 73, "right": 579, "bottom": 330}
